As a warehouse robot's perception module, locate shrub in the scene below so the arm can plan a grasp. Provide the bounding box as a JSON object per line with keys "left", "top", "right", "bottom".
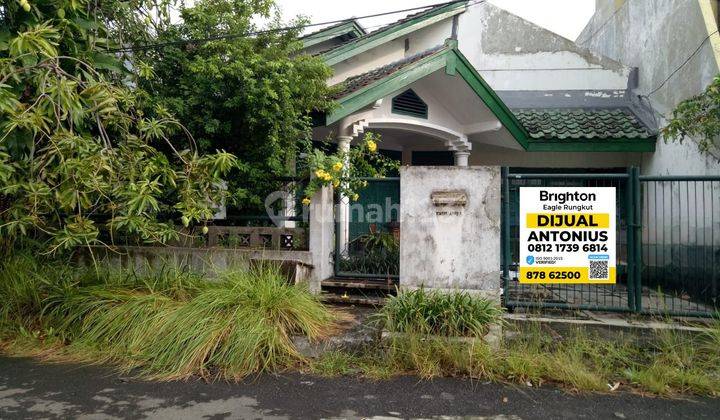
{"left": 374, "top": 288, "right": 504, "bottom": 337}
{"left": 338, "top": 231, "right": 400, "bottom": 275}
{"left": 0, "top": 256, "right": 335, "bottom": 380}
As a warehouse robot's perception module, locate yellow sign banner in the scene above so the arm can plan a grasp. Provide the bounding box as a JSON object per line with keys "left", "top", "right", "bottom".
{"left": 519, "top": 266, "right": 616, "bottom": 284}
{"left": 525, "top": 213, "right": 610, "bottom": 229}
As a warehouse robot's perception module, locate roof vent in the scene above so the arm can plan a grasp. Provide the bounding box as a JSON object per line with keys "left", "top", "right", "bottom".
{"left": 392, "top": 89, "right": 427, "bottom": 119}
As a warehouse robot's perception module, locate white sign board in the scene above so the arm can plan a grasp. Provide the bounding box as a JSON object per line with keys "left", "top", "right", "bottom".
{"left": 519, "top": 187, "right": 616, "bottom": 284}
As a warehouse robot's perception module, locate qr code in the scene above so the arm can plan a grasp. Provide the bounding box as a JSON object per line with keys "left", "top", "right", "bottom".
{"left": 589, "top": 260, "right": 609, "bottom": 280}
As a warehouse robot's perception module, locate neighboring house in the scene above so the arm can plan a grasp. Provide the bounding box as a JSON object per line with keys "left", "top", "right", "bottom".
{"left": 577, "top": 0, "right": 720, "bottom": 175}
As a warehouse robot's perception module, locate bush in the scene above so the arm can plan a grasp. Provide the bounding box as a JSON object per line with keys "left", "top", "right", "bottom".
{"left": 373, "top": 288, "right": 503, "bottom": 337}
{"left": 0, "top": 256, "right": 335, "bottom": 380}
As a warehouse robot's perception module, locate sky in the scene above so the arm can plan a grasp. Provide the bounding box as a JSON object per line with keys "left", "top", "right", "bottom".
{"left": 276, "top": 0, "right": 596, "bottom": 41}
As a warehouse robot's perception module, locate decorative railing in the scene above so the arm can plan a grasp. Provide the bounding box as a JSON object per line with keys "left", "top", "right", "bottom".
{"left": 205, "top": 226, "right": 308, "bottom": 251}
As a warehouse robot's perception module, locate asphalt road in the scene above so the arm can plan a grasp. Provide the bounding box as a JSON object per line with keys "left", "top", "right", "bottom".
{"left": 0, "top": 356, "right": 718, "bottom": 419}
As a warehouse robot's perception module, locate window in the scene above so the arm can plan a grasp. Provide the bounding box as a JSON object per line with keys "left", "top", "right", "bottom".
{"left": 391, "top": 89, "right": 428, "bottom": 119}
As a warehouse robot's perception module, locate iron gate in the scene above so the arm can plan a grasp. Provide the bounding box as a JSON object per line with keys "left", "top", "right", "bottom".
{"left": 334, "top": 177, "right": 400, "bottom": 280}
{"left": 501, "top": 167, "right": 720, "bottom": 317}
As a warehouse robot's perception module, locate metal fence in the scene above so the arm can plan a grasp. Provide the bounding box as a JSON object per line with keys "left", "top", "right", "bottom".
{"left": 640, "top": 176, "right": 720, "bottom": 316}
{"left": 501, "top": 167, "right": 720, "bottom": 317}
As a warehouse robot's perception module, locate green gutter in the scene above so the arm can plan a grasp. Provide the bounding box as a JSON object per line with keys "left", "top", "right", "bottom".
{"left": 322, "top": 2, "right": 467, "bottom": 66}
{"left": 450, "top": 48, "right": 531, "bottom": 149}
{"left": 526, "top": 139, "right": 656, "bottom": 152}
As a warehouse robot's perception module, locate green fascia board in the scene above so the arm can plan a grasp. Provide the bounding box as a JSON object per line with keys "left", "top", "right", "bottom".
{"left": 323, "top": 2, "right": 466, "bottom": 66}
{"left": 327, "top": 46, "right": 655, "bottom": 153}
{"left": 526, "top": 139, "right": 657, "bottom": 152}
{"left": 450, "top": 49, "right": 531, "bottom": 148}
{"left": 326, "top": 48, "right": 449, "bottom": 125}
{"left": 303, "top": 22, "right": 365, "bottom": 48}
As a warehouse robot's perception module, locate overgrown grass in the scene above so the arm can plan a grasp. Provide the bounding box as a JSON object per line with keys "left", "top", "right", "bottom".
{"left": 0, "top": 254, "right": 336, "bottom": 381}
{"left": 373, "top": 288, "right": 504, "bottom": 337}
{"left": 310, "top": 321, "right": 720, "bottom": 396}
{"left": 3, "top": 254, "right": 719, "bottom": 395}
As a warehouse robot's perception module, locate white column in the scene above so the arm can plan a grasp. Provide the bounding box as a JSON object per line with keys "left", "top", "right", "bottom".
{"left": 337, "top": 135, "right": 352, "bottom": 252}
{"left": 454, "top": 151, "right": 470, "bottom": 167}
{"left": 309, "top": 184, "right": 334, "bottom": 293}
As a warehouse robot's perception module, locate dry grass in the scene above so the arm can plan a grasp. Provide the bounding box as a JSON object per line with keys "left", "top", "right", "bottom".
{"left": 311, "top": 321, "right": 720, "bottom": 396}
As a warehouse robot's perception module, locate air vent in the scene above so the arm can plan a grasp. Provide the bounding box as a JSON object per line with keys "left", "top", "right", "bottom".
{"left": 392, "top": 89, "right": 427, "bottom": 119}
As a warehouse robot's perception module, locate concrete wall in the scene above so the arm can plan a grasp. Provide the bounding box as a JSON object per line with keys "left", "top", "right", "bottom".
{"left": 578, "top": 0, "right": 720, "bottom": 175}
{"left": 457, "top": 3, "right": 631, "bottom": 91}
{"left": 399, "top": 166, "right": 501, "bottom": 299}
{"left": 83, "top": 246, "right": 314, "bottom": 285}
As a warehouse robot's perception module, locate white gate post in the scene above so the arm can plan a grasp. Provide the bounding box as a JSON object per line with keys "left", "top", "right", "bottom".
{"left": 308, "top": 184, "right": 334, "bottom": 293}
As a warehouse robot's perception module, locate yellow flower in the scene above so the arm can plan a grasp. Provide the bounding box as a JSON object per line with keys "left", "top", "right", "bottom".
{"left": 332, "top": 161, "right": 343, "bottom": 172}
{"left": 366, "top": 140, "right": 377, "bottom": 153}
{"left": 332, "top": 179, "right": 340, "bottom": 188}
{"left": 362, "top": 180, "right": 368, "bottom": 187}
{"left": 20, "top": 0, "right": 31, "bottom": 12}
{"left": 314, "top": 169, "right": 333, "bottom": 182}
{"left": 352, "top": 193, "right": 359, "bottom": 201}
{"left": 302, "top": 197, "right": 311, "bottom": 206}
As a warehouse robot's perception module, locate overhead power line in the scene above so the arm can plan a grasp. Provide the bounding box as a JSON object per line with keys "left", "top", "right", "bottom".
{"left": 646, "top": 29, "right": 720, "bottom": 97}
{"left": 108, "top": 0, "right": 474, "bottom": 53}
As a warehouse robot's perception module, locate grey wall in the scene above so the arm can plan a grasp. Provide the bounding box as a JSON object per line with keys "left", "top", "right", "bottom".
{"left": 577, "top": 0, "right": 720, "bottom": 175}
{"left": 399, "top": 166, "right": 501, "bottom": 299}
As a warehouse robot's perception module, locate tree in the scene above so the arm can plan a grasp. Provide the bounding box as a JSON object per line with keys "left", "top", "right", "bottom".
{"left": 135, "top": 0, "right": 335, "bottom": 211}
{"left": 0, "top": 0, "right": 237, "bottom": 252}
{"left": 663, "top": 75, "right": 720, "bottom": 157}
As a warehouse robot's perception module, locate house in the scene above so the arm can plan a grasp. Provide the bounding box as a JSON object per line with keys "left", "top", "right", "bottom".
{"left": 297, "top": 0, "right": 719, "bottom": 315}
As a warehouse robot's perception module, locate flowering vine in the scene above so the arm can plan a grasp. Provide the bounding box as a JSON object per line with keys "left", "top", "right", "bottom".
{"left": 301, "top": 132, "right": 398, "bottom": 204}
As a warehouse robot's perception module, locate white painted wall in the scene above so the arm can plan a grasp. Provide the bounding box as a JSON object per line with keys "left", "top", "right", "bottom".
{"left": 328, "top": 17, "right": 455, "bottom": 86}
{"left": 468, "top": 145, "right": 641, "bottom": 168}
{"left": 328, "top": 39, "right": 405, "bottom": 86}
{"left": 578, "top": 2, "right": 720, "bottom": 287}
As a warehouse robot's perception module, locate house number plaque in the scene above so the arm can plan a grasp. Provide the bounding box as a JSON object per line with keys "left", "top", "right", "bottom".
{"left": 432, "top": 190, "right": 467, "bottom": 216}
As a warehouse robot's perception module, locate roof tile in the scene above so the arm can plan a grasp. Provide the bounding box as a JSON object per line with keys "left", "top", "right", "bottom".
{"left": 513, "top": 108, "right": 655, "bottom": 141}
{"left": 317, "top": 2, "right": 463, "bottom": 56}
{"left": 330, "top": 45, "right": 446, "bottom": 99}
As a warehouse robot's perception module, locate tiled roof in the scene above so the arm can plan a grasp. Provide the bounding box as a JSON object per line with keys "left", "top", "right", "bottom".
{"left": 302, "top": 20, "right": 354, "bottom": 39}
{"left": 330, "top": 45, "right": 446, "bottom": 100}
{"left": 318, "top": 2, "right": 462, "bottom": 56}
{"left": 301, "top": 20, "right": 364, "bottom": 40}
{"left": 513, "top": 108, "right": 655, "bottom": 141}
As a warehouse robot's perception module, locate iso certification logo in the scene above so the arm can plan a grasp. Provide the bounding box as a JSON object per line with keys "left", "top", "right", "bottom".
{"left": 526, "top": 255, "right": 535, "bottom": 265}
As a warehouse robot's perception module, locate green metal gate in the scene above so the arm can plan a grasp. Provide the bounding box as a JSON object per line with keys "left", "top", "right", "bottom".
{"left": 501, "top": 168, "right": 720, "bottom": 317}
{"left": 334, "top": 177, "right": 400, "bottom": 280}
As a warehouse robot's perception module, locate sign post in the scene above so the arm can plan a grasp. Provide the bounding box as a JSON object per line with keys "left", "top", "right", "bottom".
{"left": 519, "top": 187, "right": 616, "bottom": 284}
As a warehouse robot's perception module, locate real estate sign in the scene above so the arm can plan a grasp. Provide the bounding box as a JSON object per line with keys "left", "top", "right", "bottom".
{"left": 519, "top": 187, "right": 616, "bottom": 284}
